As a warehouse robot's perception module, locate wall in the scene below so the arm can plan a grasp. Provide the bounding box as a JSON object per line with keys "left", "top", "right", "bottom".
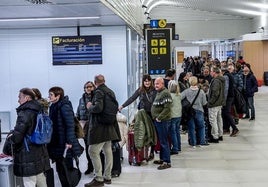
{"left": 243, "top": 40, "right": 268, "bottom": 81}
{"left": 175, "top": 46, "right": 199, "bottom": 58}
{"left": 0, "top": 26, "right": 129, "bottom": 132}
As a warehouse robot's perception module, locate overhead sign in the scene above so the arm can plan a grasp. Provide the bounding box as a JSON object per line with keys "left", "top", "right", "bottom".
{"left": 150, "top": 19, "right": 167, "bottom": 28}
{"left": 146, "top": 29, "right": 171, "bottom": 75}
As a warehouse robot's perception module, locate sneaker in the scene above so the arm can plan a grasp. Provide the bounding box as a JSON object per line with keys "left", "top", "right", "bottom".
{"left": 218, "top": 136, "right": 223, "bottom": 141}
{"left": 157, "top": 163, "right": 171, "bottom": 170}
{"left": 153, "top": 160, "right": 163, "bottom": 165}
{"left": 104, "top": 179, "right": 112, "bottom": 184}
{"left": 230, "top": 129, "right": 239, "bottom": 137}
{"left": 84, "top": 179, "right": 104, "bottom": 187}
{"left": 242, "top": 114, "right": 249, "bottom": 119}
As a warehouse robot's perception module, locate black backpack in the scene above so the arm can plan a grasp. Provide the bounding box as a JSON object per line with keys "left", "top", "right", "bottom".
{"left": 97, "top": 90, "right": 118, "bottom": 125}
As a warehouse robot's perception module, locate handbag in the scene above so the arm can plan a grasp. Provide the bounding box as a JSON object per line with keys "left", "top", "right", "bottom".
{"left": 62, "top": 148, "right": 81, "bottom": 187}
{"left": 182, "top": 88, "right": 201, "bottom": 121}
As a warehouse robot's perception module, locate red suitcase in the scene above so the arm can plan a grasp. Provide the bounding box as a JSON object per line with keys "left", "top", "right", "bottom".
{"left": 128, "top": 130, "right": 148, "bottom": 166}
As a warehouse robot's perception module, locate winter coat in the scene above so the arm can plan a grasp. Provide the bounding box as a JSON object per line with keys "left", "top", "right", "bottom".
{"left": 223, "top": 71, "right": 235, "bottom": 98}
{"left": 10, "top": 100, "right": 50, "bottom": 177}
{"left": 122, "top": 87, "right": 156, "bottom": 113}
{"left": 133, "top": 109, "right": 157, "bottom": 150}
{"left": 76, "top": 93, "right": 93, "bottom": 120}
{"left": 242, "top": 73, "right": 258, "bottom": 97}
{"left": 207, "top": 75, "right": 226, "bottom": 108}
{"left": 48, "top": 96, "right": 83, "bottom": 160}
{"left": 87, "top": 84, "right": 121, "bottom": 145}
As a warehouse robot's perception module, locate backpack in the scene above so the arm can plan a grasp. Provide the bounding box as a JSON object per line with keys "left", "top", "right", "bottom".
{"left": 27, "top": 112, "right": 53, "bottom": 144}
{"left": 97, "top": 90, "right": 119, "bottom": 125}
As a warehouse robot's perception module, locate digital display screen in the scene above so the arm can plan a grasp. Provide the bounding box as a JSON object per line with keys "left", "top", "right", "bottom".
{"left": 52, "top": 35, "right": 102, "bottom": 65}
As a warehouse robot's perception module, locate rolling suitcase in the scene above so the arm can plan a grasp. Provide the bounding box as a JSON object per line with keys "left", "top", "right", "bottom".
{"left": 0, "top": 155, "right": 23, "bottom": 187}
{"left": 100, "top": 142, "right": 122, "bottom": 177}
{"left": 127, "top": 130, "right": 148, "bottom": 166}
{"left": 0, "top": 156, "right": 15, "bottom": 187}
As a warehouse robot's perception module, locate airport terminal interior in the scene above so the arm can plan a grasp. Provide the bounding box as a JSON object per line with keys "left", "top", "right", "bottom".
{"left": 1, "top": 0, "right": 268, "bottom": 186}
{"left": 1, "top": 87, "right": 268, "bottom": 186}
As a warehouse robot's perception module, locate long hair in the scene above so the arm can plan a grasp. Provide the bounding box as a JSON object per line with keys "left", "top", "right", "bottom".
{"left": 139, "top": 74, "right": 154, "bottom": 92}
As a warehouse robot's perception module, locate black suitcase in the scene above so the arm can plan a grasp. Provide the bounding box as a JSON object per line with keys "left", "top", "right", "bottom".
{"left": 100, "top": 142, "right": 121, "bottom": 177}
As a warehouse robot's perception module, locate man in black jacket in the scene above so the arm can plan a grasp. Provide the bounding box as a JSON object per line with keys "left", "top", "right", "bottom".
{"left": 85, "top": 74, "right": 121, "bottom": 187}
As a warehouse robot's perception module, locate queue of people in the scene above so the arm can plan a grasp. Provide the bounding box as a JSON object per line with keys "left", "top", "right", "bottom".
{"left": 4, "top": 55, "right": 259, "bottom": 186}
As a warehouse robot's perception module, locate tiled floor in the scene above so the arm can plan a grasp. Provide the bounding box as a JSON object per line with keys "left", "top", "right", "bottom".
{"left": 1, "top": 86, "right": 268, "bottom": 187}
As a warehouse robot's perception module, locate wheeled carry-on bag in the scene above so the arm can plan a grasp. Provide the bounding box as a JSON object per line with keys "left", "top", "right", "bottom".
{"left": 128, "top": 130, "right": 148, "bottom": 166}
{"left": 0, "top": 155, "right": 23, "bottom": 187}
{"left": 100, "top": 142, "right": 122, "bottom": 177}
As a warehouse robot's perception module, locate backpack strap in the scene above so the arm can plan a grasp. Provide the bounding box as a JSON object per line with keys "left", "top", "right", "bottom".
{"left": 190, "top": 88, "right": 201, "bottom": 107}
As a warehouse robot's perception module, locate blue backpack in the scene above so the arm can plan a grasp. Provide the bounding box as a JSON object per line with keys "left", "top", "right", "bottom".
{"left": 26, "top": 112, "right": 53, "bottom": 146}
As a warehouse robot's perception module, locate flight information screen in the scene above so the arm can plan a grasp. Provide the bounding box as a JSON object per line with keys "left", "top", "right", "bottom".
{"left": 52, "top": 35, "right": 102, "bottom": 65}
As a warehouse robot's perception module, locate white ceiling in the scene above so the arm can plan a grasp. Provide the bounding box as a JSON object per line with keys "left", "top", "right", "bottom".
{"left": 0, "top": 0, "right": 126, "bottom": 29}
{"left": 143, "top": 0, "right": 267, "bottom": 19}
{"left": 0, "top": 0, "right": 267, "bottom": 38}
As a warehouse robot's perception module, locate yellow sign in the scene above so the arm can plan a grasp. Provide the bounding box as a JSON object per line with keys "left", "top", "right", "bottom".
{"left": 53, "top": 37, "right": 60, "bottom": 44}
{"left": 159, "top": 39, "right": 166, "bottom": 46}
{"left": 151, "top": 48, "right": 158, "bottom": 55}
{"left": 160, "top": 48, "right": 167, "bottom": 54}
{"left": 158, "top": 19, "right": 167, "bottom": 28}
{"left": 151, "top": 39, "right": 158, "bottom": 46}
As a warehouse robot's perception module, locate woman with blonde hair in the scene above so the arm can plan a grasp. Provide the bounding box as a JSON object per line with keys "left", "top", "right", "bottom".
{"left": 181, "top": 76, "right": 207, "bottom": 148}
{"left": 167, "top": 80, "right": 182, "bottom": 154}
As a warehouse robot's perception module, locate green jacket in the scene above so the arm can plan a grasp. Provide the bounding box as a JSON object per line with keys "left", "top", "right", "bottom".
{"left": 134, "top": 109, "right": 157, "bottom": 150}
{"left": 151, "top": 88, "right": 172, "bottom": 121}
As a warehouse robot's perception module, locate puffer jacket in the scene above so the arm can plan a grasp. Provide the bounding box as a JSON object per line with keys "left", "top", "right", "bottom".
{"left": 87, "top": 84, "right": 121, "bottom": 145}
{"left": 11, "top": 100, "right": 50, "bottom": 177}
{"left": 48, "top": 96, "right": 83, "bottom": 160}
{"left": 242, "top": 73, "right": 258, "bottom": 97}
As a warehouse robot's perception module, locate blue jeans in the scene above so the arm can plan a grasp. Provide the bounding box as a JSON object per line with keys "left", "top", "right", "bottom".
{"left": 168, "top": 117, "right": 181, "bottom": 152}
{"left": 154, "top": 120, "right": 171, "bottom": 163}
{"left": 245, "top": 96, "right": 255, "bottom": 118}
{"left": 187, "top": 110, "right": 206, "bottom": 146}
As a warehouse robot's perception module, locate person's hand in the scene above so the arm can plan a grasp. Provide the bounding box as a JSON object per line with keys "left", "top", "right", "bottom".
{"left": 156, "top": 118, "right": 161, "bottom": 122}
{"left": 118, "top": 105, "right": 123, "bottom": 111}
{"left": 86, "top": 102, "right": 92, "bottom": 109}
{"left": 65, "top": 143, "right": 72, "bottom": 149}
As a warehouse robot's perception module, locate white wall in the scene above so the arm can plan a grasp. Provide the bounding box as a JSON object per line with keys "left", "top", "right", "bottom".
{"left": 0, "top": 26, "right": 128, "bottom": 132}
{"left": 175, "top": 46, "right": 199, "bottom": 58}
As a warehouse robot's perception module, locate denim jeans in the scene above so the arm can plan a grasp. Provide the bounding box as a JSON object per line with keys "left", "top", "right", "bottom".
{"left": 245, "top": 96, "right": 255, "bottom": 118}
{"left": 154, "top": 120, "right": 171, "bottom": 163}
{"left": 168, "top": 117, "right": 181, "bottom": 152}
{"left": 187, "top": 110, "right": 206, "bottom": 146}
